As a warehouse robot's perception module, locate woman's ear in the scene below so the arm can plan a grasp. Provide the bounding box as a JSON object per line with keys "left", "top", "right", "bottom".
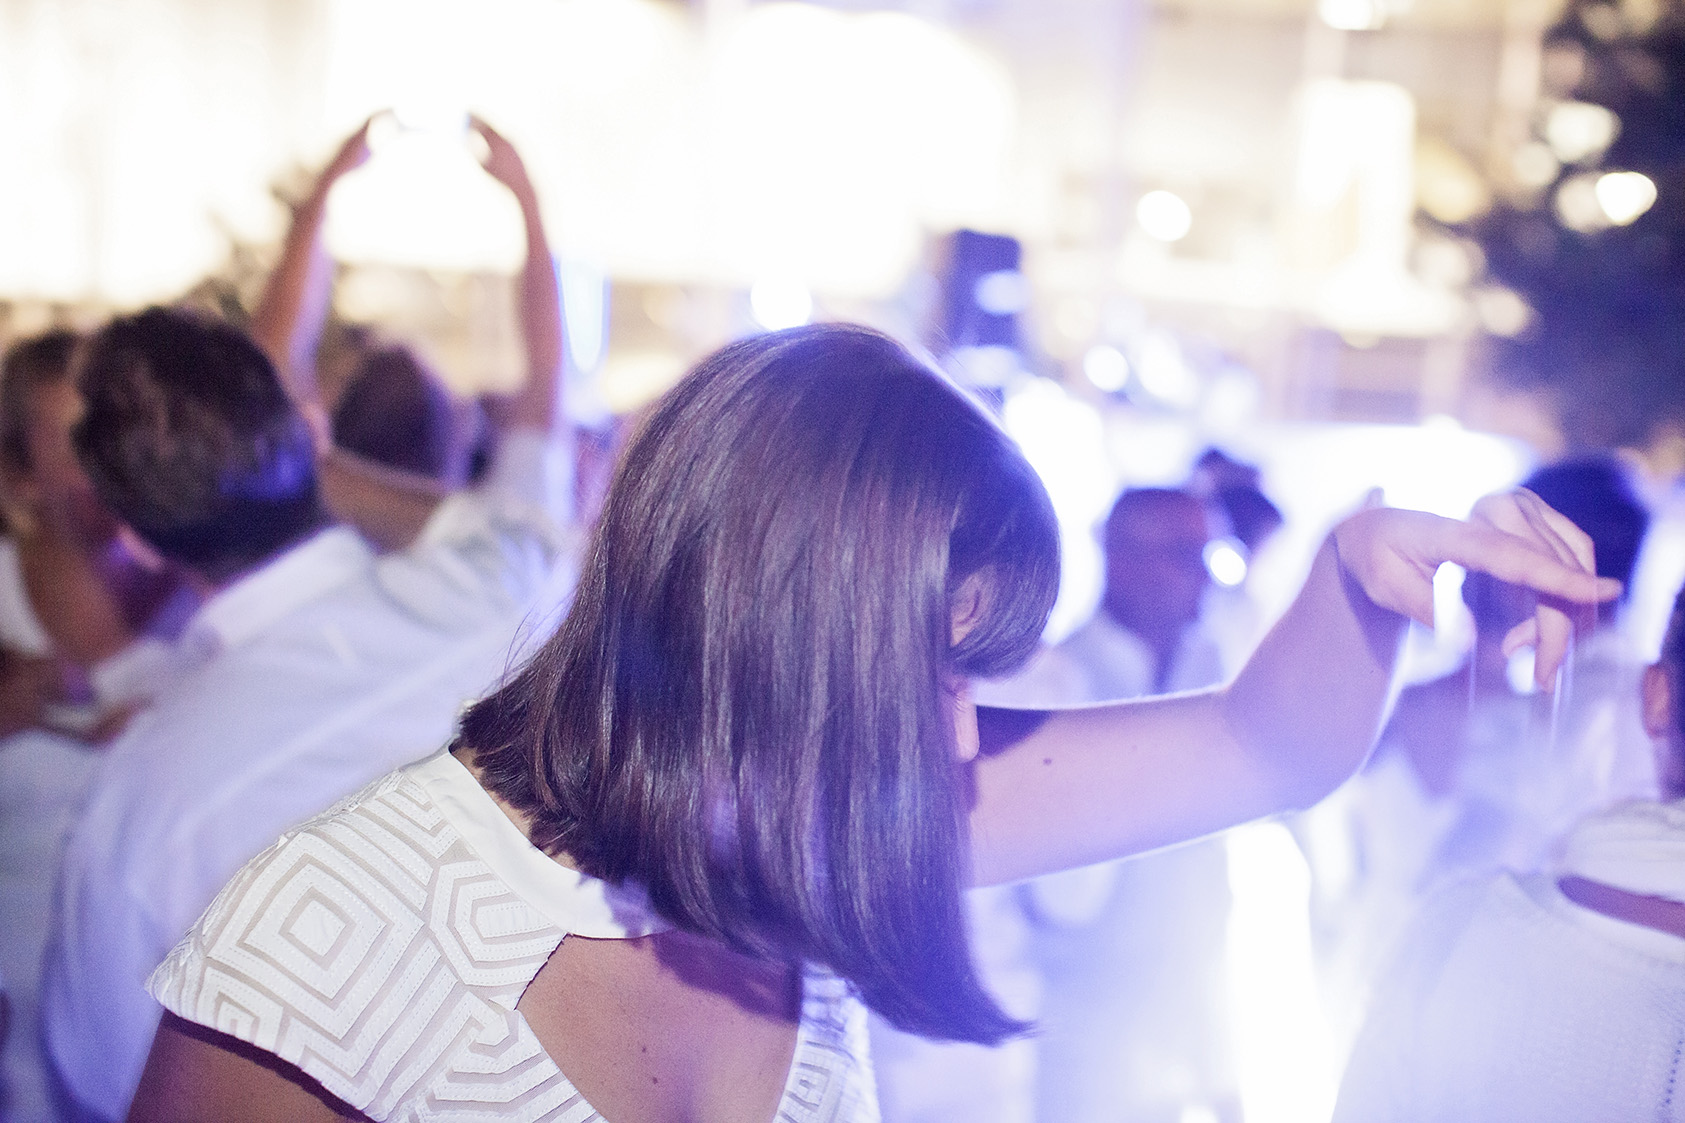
{"left": 950, "top": 573, "right": 988, "bottom": 646}
{"left": 1641, "top": 662, "right": 1673, "bottom": 741}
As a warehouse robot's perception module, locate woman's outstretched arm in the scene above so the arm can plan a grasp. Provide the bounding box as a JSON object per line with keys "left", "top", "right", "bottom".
{"left": 968, "top": 491, "right": 1618, "bottom": 886}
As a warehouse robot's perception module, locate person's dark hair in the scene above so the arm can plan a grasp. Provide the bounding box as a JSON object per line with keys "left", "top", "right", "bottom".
{"left": 0, "top": 330, "right": 78, "bottom": 475}
{"left": 1522, "top": 456, "right": 1649, "bottom": 593}
{"left": 1214, "top": 485, "right": 1282, "bottom": 554}
{"left": 463, "top": 323, "right": 1059, "bottom": 1045}
{"left": 72, "top": 307, "right": 322, "bottom": 581}
{"left": 331, "top": 346, "right": 475, "bottom": 485}
{"left": 1105, "top": 487, "right": 1204, "bottom": 542}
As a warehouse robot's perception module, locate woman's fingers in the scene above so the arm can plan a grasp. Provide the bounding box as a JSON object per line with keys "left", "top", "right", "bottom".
{"left": 1432, "top": 518, "right": 1619, "bottom": 606}
{"left": 1464, "top": 488, "right": 1609, "bottom": 686}
{"left": 1519, "top": 489, "right": 1597, "bottom": 574}
{"left": 1501, "top": 617, "right": 1539, "bottom": 658}
{"left": 1336, "top": 499, "right": 1618, "bottom": 690}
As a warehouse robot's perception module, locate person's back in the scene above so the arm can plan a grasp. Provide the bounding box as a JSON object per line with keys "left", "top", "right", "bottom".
{"left": 42, "top": 309, "right": 571, "bottom": 1120}
{"left": 1332, "top": 580, "right": 1685, "bottom": 1122}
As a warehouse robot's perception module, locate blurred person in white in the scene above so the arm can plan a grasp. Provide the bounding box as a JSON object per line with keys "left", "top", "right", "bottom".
{"left": 0, "top": 330, "right": 200, "bottom": 1123}
{"left": 251, "top": 113, "right": 573, "bottom": 550}
{"left": 1331, "top": 576, "right": 1685, "bottom": 1121}
{"left": 40, "top": 306, "right": 573, "bottom": 1123}
{"left": 1189, "top": 448, "right": 1286, "bottom": 675}
{"left": 1308, "top": 456, "right": 1654, "bottom": 1049}
{"left": 1023, "top": 488, "right": 1237, "bottom": 1123}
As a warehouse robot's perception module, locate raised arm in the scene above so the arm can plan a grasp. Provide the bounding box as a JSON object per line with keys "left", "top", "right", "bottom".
{"left": 471, "top": 116, "right": 563, "bottom": 435}
{"left": 251, "top": 119, "right": 374, "bottom": 444}
{"left": 969, "top": 491, "right": 1618, "bottom": 886}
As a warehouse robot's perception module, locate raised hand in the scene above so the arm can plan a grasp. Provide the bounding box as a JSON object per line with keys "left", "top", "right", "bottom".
{"left": 1332, "top": 490, "right": 1619, "bottom": 687}
{"left": 469, "top": 115, "right": 536, "bottom": 201}
{"left": 317, "top": 116, "right": 375, "bottom": 191}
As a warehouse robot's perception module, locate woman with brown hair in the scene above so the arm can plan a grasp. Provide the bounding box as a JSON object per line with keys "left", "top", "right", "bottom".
{"left": 130, "top": 323, "right": 1611, "bottom": 1123}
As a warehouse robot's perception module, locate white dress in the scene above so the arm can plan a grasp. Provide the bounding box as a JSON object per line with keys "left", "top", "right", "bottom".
{"left": 149, "top": 751, "right": 880, "bottom": 1123}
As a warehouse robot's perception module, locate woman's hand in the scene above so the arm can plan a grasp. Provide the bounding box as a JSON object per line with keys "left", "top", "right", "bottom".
{"left": 1331, "top": 490, "right": 1619, "bottom": 688}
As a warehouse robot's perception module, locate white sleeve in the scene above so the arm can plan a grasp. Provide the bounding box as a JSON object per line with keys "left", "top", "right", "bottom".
{"left": 479, "top": 425, "right": 575, "bottom": 530}
{"left": 378, "top": 490, "right": 581, "bottom": 639}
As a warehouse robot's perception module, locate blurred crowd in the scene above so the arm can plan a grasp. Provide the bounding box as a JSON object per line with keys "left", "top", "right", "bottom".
{"left": 1, "top": 114, "right": 1683, "bottom": 1123}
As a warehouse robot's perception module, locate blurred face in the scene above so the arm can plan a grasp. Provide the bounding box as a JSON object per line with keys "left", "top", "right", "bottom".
{"left": 1642, "top": 661, "right": 1685, "bottom": 801}
{"left": 1102, "top": 495, "right": 1213, "bottom": 641}
{"left": 20, "top": 382, "right": 117, "bottom": 547}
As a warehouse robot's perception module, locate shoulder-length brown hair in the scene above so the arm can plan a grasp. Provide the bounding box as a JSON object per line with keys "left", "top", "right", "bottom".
{"left": 464, "top": 323, "right": 1059, "bottom": 1044}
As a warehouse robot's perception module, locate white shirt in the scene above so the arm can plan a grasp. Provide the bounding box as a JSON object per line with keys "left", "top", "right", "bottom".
{"left": 44, "top": 486, "right": 573, "bottom": 1121}
{"left": 1332, "top": 807, "right": 1685, "bottom": 1123}
{"left": 149, "top": 751, "right": 878, "bottom": 1122}
{"left": 0, "top": 537, "right": 187, "bottom": 1123}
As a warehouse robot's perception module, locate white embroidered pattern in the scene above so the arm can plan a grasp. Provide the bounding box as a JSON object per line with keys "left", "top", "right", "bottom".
{"left": 151, "top": 771, "right": 877, "bottom": 1122}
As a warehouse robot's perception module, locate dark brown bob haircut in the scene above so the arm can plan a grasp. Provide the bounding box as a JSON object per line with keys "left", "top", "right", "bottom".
{"left": 463, "top": 323, "right": 1059, "bottom": 1044}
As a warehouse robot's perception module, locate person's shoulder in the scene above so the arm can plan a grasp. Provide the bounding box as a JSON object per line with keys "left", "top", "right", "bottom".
{"left": 148, "top": 763, "right": 571, "bottom": 1120}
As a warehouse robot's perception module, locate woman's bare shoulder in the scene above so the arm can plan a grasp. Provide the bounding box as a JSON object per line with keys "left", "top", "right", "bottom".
{"left": 127, "top": 1013, "right": 368, "bottom": 1123}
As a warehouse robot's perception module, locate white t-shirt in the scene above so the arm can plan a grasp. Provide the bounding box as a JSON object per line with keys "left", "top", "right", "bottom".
{"left": 44, "top": 488, "right": 574, "bottom": 1121}
{"left": 149, "top": 751, "right": 878, "bottom": 1123}
{"left": 1333, "top": 801, "right": 1685, "bottom": 1122}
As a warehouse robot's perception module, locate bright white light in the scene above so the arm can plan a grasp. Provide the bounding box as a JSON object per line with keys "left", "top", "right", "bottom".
{"left": 948, "top": 345, "right": 1020, "bottom": 389}
{"left": 1545, "top": 101, "right": 1620, "bottom": 164}
{"left": 706, "top": 3, "right": 1016, "bottom": 296}
{"left": 1225, "top": 822, "right": 1339, "bottom": 1123}
{"left": 1201, "top": 367, "right": 1262, "bottom": 437}
{"left": 1136, "top": 190, "right": 1193, "bottom": 243}
{"left": 560, "top": 259, "right": 607, "bottom": 372}
{"left": 1318, "top": 0, "right": 1386, "bottom": 31}
{"left": 325, "top": 128, "right": 526, "bottom": 271}
{"left": 1204, "top": 540, "right": 1248, "bottom": 588}
{"left": 1136, "top": 332, "right": 1200, "bottom": 409}
{"left": 598, "top": 350, "right": 688, "bottom": 414}
{"left": 1474, "top": 287, "right": 1533, "bottom": 336}
{"left": 1595, "top": 170, "right": 1658, "bottom": 225}
{"left": 1000, "top": 379, "right": 1114, "bottom": 638}
{"left": 390, "top": 101, "right": 468, "bottom": 138}
{"left": 316, "top": 0, "right": 1013, "bottom": 295}
{"left": 1291, "top": 79, "right": 1419, "bottom": 328}
{"left": 1512, "top": 142, "right": 1562, "bottom": 189}
{"left": 974, "top": 269, "right": 1030, "bottom": 316}
{"left": 749, "top": 278, "right": 814, "bottom": 330}
{"left": 1082, "top": 345, "right": 1131, "bottom": 392}
{"left": 1555, "top": 173, "right": 1611, "bottom": 232}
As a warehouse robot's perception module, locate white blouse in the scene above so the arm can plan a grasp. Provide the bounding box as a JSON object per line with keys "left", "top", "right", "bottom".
{"left": 149, "top": 751, "right": 879, "bottom": 1122}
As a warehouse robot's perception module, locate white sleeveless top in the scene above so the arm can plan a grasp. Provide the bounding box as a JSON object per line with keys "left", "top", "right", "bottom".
{"left": 149, "top": 751, "right": 880, "bottom": 1122}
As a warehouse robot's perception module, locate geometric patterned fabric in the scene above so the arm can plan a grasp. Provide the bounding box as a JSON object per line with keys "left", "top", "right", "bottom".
{"left": 150, "top": 752, "right": 881, "bottom": 1122}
